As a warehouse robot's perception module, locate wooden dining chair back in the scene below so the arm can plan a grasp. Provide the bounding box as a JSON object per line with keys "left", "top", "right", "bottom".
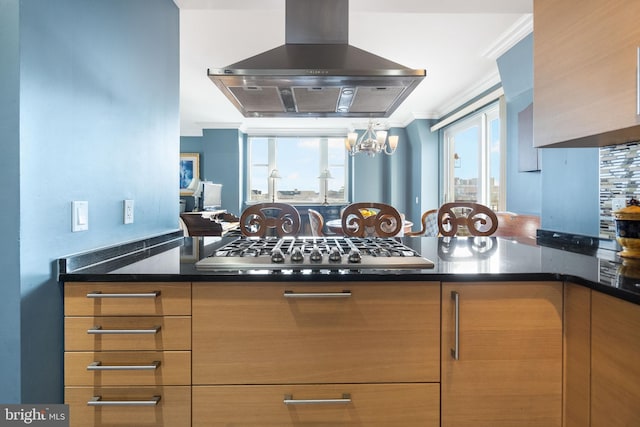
{"left": 406, "top": 209, "right": 439, "bottom": 237}
{"left": 239, "top": 203, "right": 301, "bottom": 237}
{"left": 306, "top": 208, "right": 325, "bottom": 237}
{"left": 437, "top": 202, "right": 499, "bottom": 237}
{"left": 341, "top": 202, "right": 403, "bottom": 238}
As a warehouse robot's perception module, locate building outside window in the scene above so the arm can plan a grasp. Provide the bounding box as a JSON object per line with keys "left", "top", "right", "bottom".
{"left": 442, "top": 101, "right": 504, "bottom": 211}
{"left": 247, "top": 136, "right": 347, "bottom": 204}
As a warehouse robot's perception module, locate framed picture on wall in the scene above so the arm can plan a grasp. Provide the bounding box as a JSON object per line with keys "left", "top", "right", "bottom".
{"left": 180, "top": 153, "right": 200, "bottom": 195}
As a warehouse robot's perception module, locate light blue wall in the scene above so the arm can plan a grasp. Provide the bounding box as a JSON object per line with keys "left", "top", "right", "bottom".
{"left": 180, "top": 129, "right": 243, "bottom": 216}
{"left": 406, "top": 119, "right": 440, "bottom": 224}
{"left": 0, "top": 0, "right": 22, "bottom": 404}
{"left": 498, "top": 33, "right": 600, "bottom": 235}
{"left": 497, "top": 34, "right": 541, "bottom": 215}
{"left": 0, "top": 0, "right": 180, "bottom": 403}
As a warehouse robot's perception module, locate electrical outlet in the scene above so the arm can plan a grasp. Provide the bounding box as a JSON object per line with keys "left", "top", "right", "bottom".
{"left": 72, "top": 201, "right": 89, "bottom": 232}
{"left": 124, "top": 199, "right": 134, "bottom": 224}
{"left": 612, "top": 198, "right": 626, "bottom": 212}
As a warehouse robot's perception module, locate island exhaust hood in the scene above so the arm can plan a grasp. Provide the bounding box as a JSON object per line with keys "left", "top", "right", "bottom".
{"left": 207, "top": 0, "right": 426, "bottom": 118}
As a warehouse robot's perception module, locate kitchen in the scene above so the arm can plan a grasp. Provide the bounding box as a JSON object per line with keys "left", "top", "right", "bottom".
{"left": 2, "top": 0, "right": 639, "bottom": 426}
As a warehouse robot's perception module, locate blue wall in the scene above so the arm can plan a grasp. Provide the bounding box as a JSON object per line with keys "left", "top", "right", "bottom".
{"left": 0, "top": 0, "right": 179, "bottom": 403}
{"left": 497, "top": 33, "right": 600, "bottom": 235}
{"left": 0, "top": 0, "right": 22, "bottom": 404}
{"left": 497, "top": 34, "right": 541, "bottom": 215}
{"left": 180, "top": 128, "right": 243, "bottom": 216}
{"left": 406, "top": 119, "right": 440, "bottom": 225}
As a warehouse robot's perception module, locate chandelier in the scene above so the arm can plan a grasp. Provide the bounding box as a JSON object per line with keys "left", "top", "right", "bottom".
{"left": 345, "top": 121, "right": 399, "bottom": 157}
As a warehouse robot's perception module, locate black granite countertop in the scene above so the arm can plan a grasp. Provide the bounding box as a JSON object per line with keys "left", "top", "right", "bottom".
{"left": 58, "top": 230, "right": 640, "bottom": 305}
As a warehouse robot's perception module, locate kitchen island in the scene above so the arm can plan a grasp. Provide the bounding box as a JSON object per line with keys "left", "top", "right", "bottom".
{"left": 58, "top": 231, "right": 640, "bottom": 427}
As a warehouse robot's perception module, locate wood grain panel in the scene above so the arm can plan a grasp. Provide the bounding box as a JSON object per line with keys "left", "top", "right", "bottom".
{"left": 192, "top": 282, "right": 440, "bottom": 384}
{"left": 563, "top": 283, "right": 591, "bottom": 427}
{"left": 192, "top": 383, "right": 439, "bottom": 427}
{"left": 64, "top": 351, "right": 190, "bottom": 386}
{"left": 64, "top": 282, "right": 191, "bottom": 316}
{"left": 65, "top": 316, "right": 191, "bottom": 351}
{"left": 441, "top": 282, "right": 563, "bottom": 427}
{"left": 591, "top": 291, "right": 640, "bottom": 426}
{"left": 534, "top": 0, "right": 640, "bottom": 147}
{"left": 65, "top": 386, "right": 190, "bottom": 427}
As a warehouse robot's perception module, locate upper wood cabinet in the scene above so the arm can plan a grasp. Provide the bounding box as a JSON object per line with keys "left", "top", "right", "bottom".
{"left": 534, "top": 0, "right": 640, "bottom": 147}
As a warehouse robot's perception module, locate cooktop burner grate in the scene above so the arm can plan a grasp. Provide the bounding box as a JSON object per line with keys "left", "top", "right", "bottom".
{"left": 195, "top": 236, "right": 434, "bottom": 271}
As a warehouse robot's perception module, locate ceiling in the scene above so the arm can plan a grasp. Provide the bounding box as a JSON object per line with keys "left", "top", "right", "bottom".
{"left": 174, "top": 0, "right": 532, "bottom": 136}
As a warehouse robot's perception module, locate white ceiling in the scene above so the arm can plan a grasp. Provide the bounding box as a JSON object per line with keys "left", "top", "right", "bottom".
{"left": 174, "top": 0, "right": 532, "bottom": 136}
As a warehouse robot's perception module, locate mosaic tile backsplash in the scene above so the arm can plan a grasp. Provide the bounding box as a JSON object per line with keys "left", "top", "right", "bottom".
{"left": 600, "top": 141, "right": 640, "bottom": 238}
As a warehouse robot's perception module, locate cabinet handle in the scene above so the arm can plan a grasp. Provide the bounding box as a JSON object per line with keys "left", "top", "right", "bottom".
{"left": 283, "top": 393, "right": 351, "bottom": 405}
{"left": 88, "top": 396, "right": 161, "bottom": 406}
{"left": 451, "top": 291, "right": 460, "bottom": 360}
{"left": 283, "top": 290, "right": 351, "bottom": 298}
{"left": 87, "top": 361, "right": 160, "bottom": 371}
{"left": 86, "top": 291, "right": 160, "bottom": 298}
{"left": 87, "top": 325, "right": 161, "bottom": 335}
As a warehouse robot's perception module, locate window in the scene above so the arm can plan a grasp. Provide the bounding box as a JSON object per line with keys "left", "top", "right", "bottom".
{"left": 247, "top": 136, "right": 347, "bottom": 204}
{"left": 443, "top": 101, "right": 504, "bottom": 211}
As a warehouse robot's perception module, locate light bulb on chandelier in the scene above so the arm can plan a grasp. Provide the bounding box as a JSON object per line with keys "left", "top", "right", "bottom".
{"left": 345, "top": 121, "right": 399, "bottom": 157}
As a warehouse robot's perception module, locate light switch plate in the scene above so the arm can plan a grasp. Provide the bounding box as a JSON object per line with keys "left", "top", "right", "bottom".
{"left": 72, "top": 201, "right": 89, "bottom": 232}
{"left": 124, "top": 199, "right": 134, "bottom": 224}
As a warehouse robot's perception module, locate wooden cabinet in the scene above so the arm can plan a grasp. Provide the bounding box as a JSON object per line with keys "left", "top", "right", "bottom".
{"left": 591, "top": 291, "right": 640, "bottom": 426}
{"left": 64, "top": 282, "right": 191, "bottom": 427}
{"left": 534, "top": 0, "right": 640, "bottom": 147}
{"left": 563, "top": 282, "right": 591, "bottom": 427}
{"left": 441, "top": 281, "right": 563, "bottom": 427}
{"left": 192, "top": 281, "right": 440, "bottom": 426}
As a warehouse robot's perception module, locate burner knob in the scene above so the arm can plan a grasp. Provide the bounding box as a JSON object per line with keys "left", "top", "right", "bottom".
{"left": 290, "top": 247, "right": 304, "bottom": 262}
{"left": 271, "top": 248, "right": 285, "bottom": 264}
{"left": 310, "top": 245, "right": 323, "bottom": 262}
{"left": 329, "top": 247, "right": 342, "bottom": 263}
{"left": 347, "top": 249, "right": 361, "bottom": 264}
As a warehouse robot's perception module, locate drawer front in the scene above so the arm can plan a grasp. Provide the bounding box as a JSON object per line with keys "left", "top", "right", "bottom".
{"left": 65, "top": 386, "right": 190, "bottom": 427}
{"left": 65, "top": 351, "right": 191, "bottom": 386}
{"left": 193, "top": 282, "right": 440, "bottom": 384}
{"left": 193, "top": 383, "right": 439, "bottom": 427}
{"left": 65, "top": 282, "right": 191, "bottom": 316}
{"left": 65, "top": 317, "right": 191, "bottom": 351}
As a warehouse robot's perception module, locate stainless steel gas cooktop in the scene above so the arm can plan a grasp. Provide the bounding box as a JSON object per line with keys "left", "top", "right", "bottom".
{"left": 195, "top": 236, "right": 434, "bottom": 271}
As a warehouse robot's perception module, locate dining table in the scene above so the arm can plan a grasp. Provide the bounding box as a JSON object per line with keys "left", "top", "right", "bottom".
{"left": 325, "top": 218, "right": 414, "bottom": 236}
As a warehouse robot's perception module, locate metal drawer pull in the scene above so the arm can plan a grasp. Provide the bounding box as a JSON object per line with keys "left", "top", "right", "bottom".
{"left": 87, "top": 361, "right": 160, "bottom": 371}
{"left": 451, "top": 291, "right": 460, "bottom": 361}
{"left": 283, "top": 290, "right": 351, "bottom": 298}
{"left": 87, "top": 291, "right": 160, "bottom": 298}
{"left": 284, "top": 393, "right": 351, "bottom": 405}
{"left": 88, "top": 395, "right": 161, "bottom": 406}
{"left": 87, "top": 325, "right": 161, "bottom": 335}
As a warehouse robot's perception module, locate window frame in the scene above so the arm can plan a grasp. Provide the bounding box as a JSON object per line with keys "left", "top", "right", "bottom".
{"left": 442, "top": 99, "right": 505, "bottom": 211}
{"left": 246, "top": 135, "right": 348, "bottom": 205}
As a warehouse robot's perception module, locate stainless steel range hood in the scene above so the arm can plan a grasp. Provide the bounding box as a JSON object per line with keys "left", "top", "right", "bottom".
{"left": 207, "top": 0, "right": 426, "bottom": 118}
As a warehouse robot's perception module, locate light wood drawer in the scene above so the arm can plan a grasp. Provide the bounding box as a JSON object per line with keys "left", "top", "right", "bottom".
{"left": 65, "top": 316, "right": 191, "bottom": 351}
{"left": 65, "top": 351, "right": 191, "bottom": 386}
{"left": 65, "top": 282, "right": 191, "bottom": 316}
{"left": 193, "top": 282, "right": 440, "bottom": 384}
{"left": 65, "top": 386, "right": 190, "bottom": 427}
{"left": 193, "top": 383, "right": 439, "bottom": 427}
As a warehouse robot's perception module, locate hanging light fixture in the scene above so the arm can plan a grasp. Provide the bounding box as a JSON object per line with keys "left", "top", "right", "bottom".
{"left": 345, "top": 121, "right": 399, "bottom": 157}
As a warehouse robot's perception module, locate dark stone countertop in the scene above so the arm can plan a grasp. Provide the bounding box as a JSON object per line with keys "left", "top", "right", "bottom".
{"left": 58, "top": 230, "right": 640, "bottom": 305}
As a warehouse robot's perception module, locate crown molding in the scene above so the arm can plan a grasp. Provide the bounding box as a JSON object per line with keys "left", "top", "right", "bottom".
{"left": 482, "top": 14, "right": 533, "bottom": 60}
